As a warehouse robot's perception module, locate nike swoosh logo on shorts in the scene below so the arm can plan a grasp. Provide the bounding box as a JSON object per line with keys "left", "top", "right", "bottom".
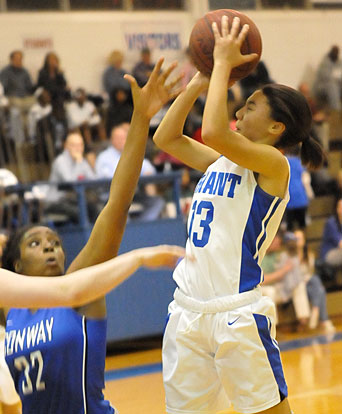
{"left": 227, "top": 317, "right": 240, "bottom": 326}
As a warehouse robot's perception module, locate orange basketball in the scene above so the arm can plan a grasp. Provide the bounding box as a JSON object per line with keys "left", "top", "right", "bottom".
{"left": 189, "top": 9, "right": 262, "bottom": 81}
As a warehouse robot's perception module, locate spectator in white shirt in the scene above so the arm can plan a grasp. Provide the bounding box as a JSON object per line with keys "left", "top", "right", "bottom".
{"left": 66, "top": 88, "right": 106, "bottom": 146}
{"left": 27, "top": 88, "right": 52, "bottom": 141}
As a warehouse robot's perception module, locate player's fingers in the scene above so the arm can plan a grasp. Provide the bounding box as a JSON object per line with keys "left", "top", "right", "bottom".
{"left": 159, "top": 245, "right": 186, "bottom": 267}
{"left": 160, "top": 61, "right": 178, "bottom": 84}
{"left": 212, "top": 21, "right": 221, "bottom": 40}
{"left": 170, "top": 247, "right": 186, "bottom": 265}
{"left": 166, "top": 73, "right": 184, "bottom": 91}
{"left": 149, "top": 57, "right": 165, "bottom": 83}
{"left": 221, "top": 15, "right": 229, "bottom": 37}
{"left": 169, "top": 86, "right": 185, "bottom": 100}
{"left": 230, "top": 16, "right": 240, "bottom": 38}
{"left": 123, "top": 74, "right": 138, "bottom": 91}
{"left": 242, "top": 53, "right": 259, "bottom": 64}
{"left": 237, "top": 24, "right": 250, "bottom": 45}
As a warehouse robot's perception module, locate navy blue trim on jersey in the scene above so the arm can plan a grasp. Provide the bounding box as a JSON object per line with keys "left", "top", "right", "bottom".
{"left": 253, "top": 314, "right": 288, "bottom": 400}
{"left": 239, "top": 186, "right": 281, "bottom": 293}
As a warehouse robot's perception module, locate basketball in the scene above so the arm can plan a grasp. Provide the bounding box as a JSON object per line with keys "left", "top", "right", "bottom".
{"left": 189, "top": 9, "right": 262, "bottom": 81}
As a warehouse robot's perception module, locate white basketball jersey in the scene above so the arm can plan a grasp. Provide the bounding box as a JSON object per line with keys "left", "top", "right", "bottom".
{"left": 174, "top": 155, "right": 290, "bottom": 300}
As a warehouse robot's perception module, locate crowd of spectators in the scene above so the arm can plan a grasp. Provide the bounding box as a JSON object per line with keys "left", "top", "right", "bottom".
{"left": 0, "top": 46, "right": 202, "bottom": 225}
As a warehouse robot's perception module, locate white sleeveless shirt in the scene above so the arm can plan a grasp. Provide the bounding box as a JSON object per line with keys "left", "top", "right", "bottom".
{"left": 173, "top": 155, "right": 290, "bottom": 301}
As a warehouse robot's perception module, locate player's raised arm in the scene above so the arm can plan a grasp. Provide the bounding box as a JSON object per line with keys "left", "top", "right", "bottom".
{"left": 68, "top": 58, "right": 183, "bottom": 272}
{"left": 153, "top": 71, "right": 221, "bottom": 173}
{"left": 0, "top": 245, "right": 185, "bottom": 308}
{"left": 201, "top": 16, "right": 282, "bottom": 179}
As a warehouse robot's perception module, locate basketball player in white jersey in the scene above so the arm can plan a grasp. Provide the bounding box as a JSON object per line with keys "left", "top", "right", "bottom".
{"left": 154, "top": 16, "right": 324, "bottom": 414}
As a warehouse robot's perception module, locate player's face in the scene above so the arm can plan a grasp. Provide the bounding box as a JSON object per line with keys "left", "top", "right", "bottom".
{"left": 235, "top": 90, "right": 276, "bottom": 143}
{"left": 65, "top": 133, "right": 84, "bottom": 157}
{"left": 11, "top": 52, "right": 23, "bottom": 68}
{"left": 17, "top": 226, "right": 65, "bottom": 277}
{"left": 111, "top": 125, "right": 128, "bottom": 152}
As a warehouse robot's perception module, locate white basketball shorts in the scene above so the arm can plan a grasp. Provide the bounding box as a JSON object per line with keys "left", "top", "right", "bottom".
{"left": 162, "top": 288, "right": 288, "bottom": 414}
{"left": 0, "top": 326, "right": 20, "bottom": 405}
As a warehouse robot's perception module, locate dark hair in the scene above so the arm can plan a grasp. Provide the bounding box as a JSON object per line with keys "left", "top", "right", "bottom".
{"left": 2, "top": 225, "right": 36, "bottom": 272}
{"left": 1, "top": 225, "right": 65, "bottom": 273}
{"left": 328, "top": 45, "right": 339, "bottom": 62}
{"left": 43, "top": 52, "right": 59, "bottom": 71}
{"left": 261, "top": 84, "right": 325, "bottom": 169}
{"left": 10, "top": 50, "right": 22, "bottom": 60}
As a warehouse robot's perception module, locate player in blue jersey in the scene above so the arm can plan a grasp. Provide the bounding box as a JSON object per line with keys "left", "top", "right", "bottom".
{"left": 153, "top": 16, "right": 324, "bottom": 414}
{"left": 0, "top": 243, "right": 183, "bottom": 414}
{"left": 0, "top": 57, "right": 184, "bottom": 414}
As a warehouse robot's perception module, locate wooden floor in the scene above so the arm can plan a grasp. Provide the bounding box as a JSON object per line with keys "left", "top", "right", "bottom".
{"left": 104, "top": 316, "right": 342, "bottom": 414}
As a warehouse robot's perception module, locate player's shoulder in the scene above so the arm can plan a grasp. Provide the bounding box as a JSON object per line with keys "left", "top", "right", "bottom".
{"left": 257, "top": 153, "right": 289, "bottom": 199}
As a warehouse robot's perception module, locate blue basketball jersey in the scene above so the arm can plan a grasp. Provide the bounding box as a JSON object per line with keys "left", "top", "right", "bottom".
{"left": 5, "top": 307, "right": 115, "bottom": 414}
{"left": 173, "top": 155, "right": 290, "bottom": 300}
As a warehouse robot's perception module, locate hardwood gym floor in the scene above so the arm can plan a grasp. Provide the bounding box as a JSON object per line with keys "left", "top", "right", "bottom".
{"left": 104, "top": 316, "right": 342, "bottom": 414}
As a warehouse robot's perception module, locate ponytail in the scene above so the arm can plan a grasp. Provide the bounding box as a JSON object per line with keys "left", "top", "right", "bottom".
{"left": 300, "top": 135, "right": 326, "bottom": 170}
{"left": 261, "top": 84, "right": 325, "bottom": 169}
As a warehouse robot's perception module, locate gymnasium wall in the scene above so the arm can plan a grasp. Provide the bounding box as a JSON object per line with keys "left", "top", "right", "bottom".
{"left": 0, "top": 9, "right": 341, "bottom": 93}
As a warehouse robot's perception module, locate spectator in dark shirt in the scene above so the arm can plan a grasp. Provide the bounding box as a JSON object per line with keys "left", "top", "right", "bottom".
{"left": 102, "top": 50, "right": 130, "bottom": 96}
{"left": 132, "top": 48, "right": 155, "bottom": 87}
{"left": 103, "top": 50, "right": 133, "bottom": 134}
{"left": 0, "top": 50, "right": 35, "bottom": 143}
{"left": 0, "top": 50, "right": 34, "bottom": 99}
{"left": 36, "top": 52, "right": 70, "bottom": 122}
{"left": 106, "top": 87, "right": 133, "bottom": 135}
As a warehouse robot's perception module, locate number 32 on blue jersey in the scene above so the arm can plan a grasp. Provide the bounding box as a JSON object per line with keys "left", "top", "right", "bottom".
{"left": 188, "top": 200, "right": 214, "bottom": 247}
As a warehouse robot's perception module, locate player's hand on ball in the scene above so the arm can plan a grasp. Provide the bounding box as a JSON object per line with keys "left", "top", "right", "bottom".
{"left": 212, "top": 15, "right": 259, "bottom": 69}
